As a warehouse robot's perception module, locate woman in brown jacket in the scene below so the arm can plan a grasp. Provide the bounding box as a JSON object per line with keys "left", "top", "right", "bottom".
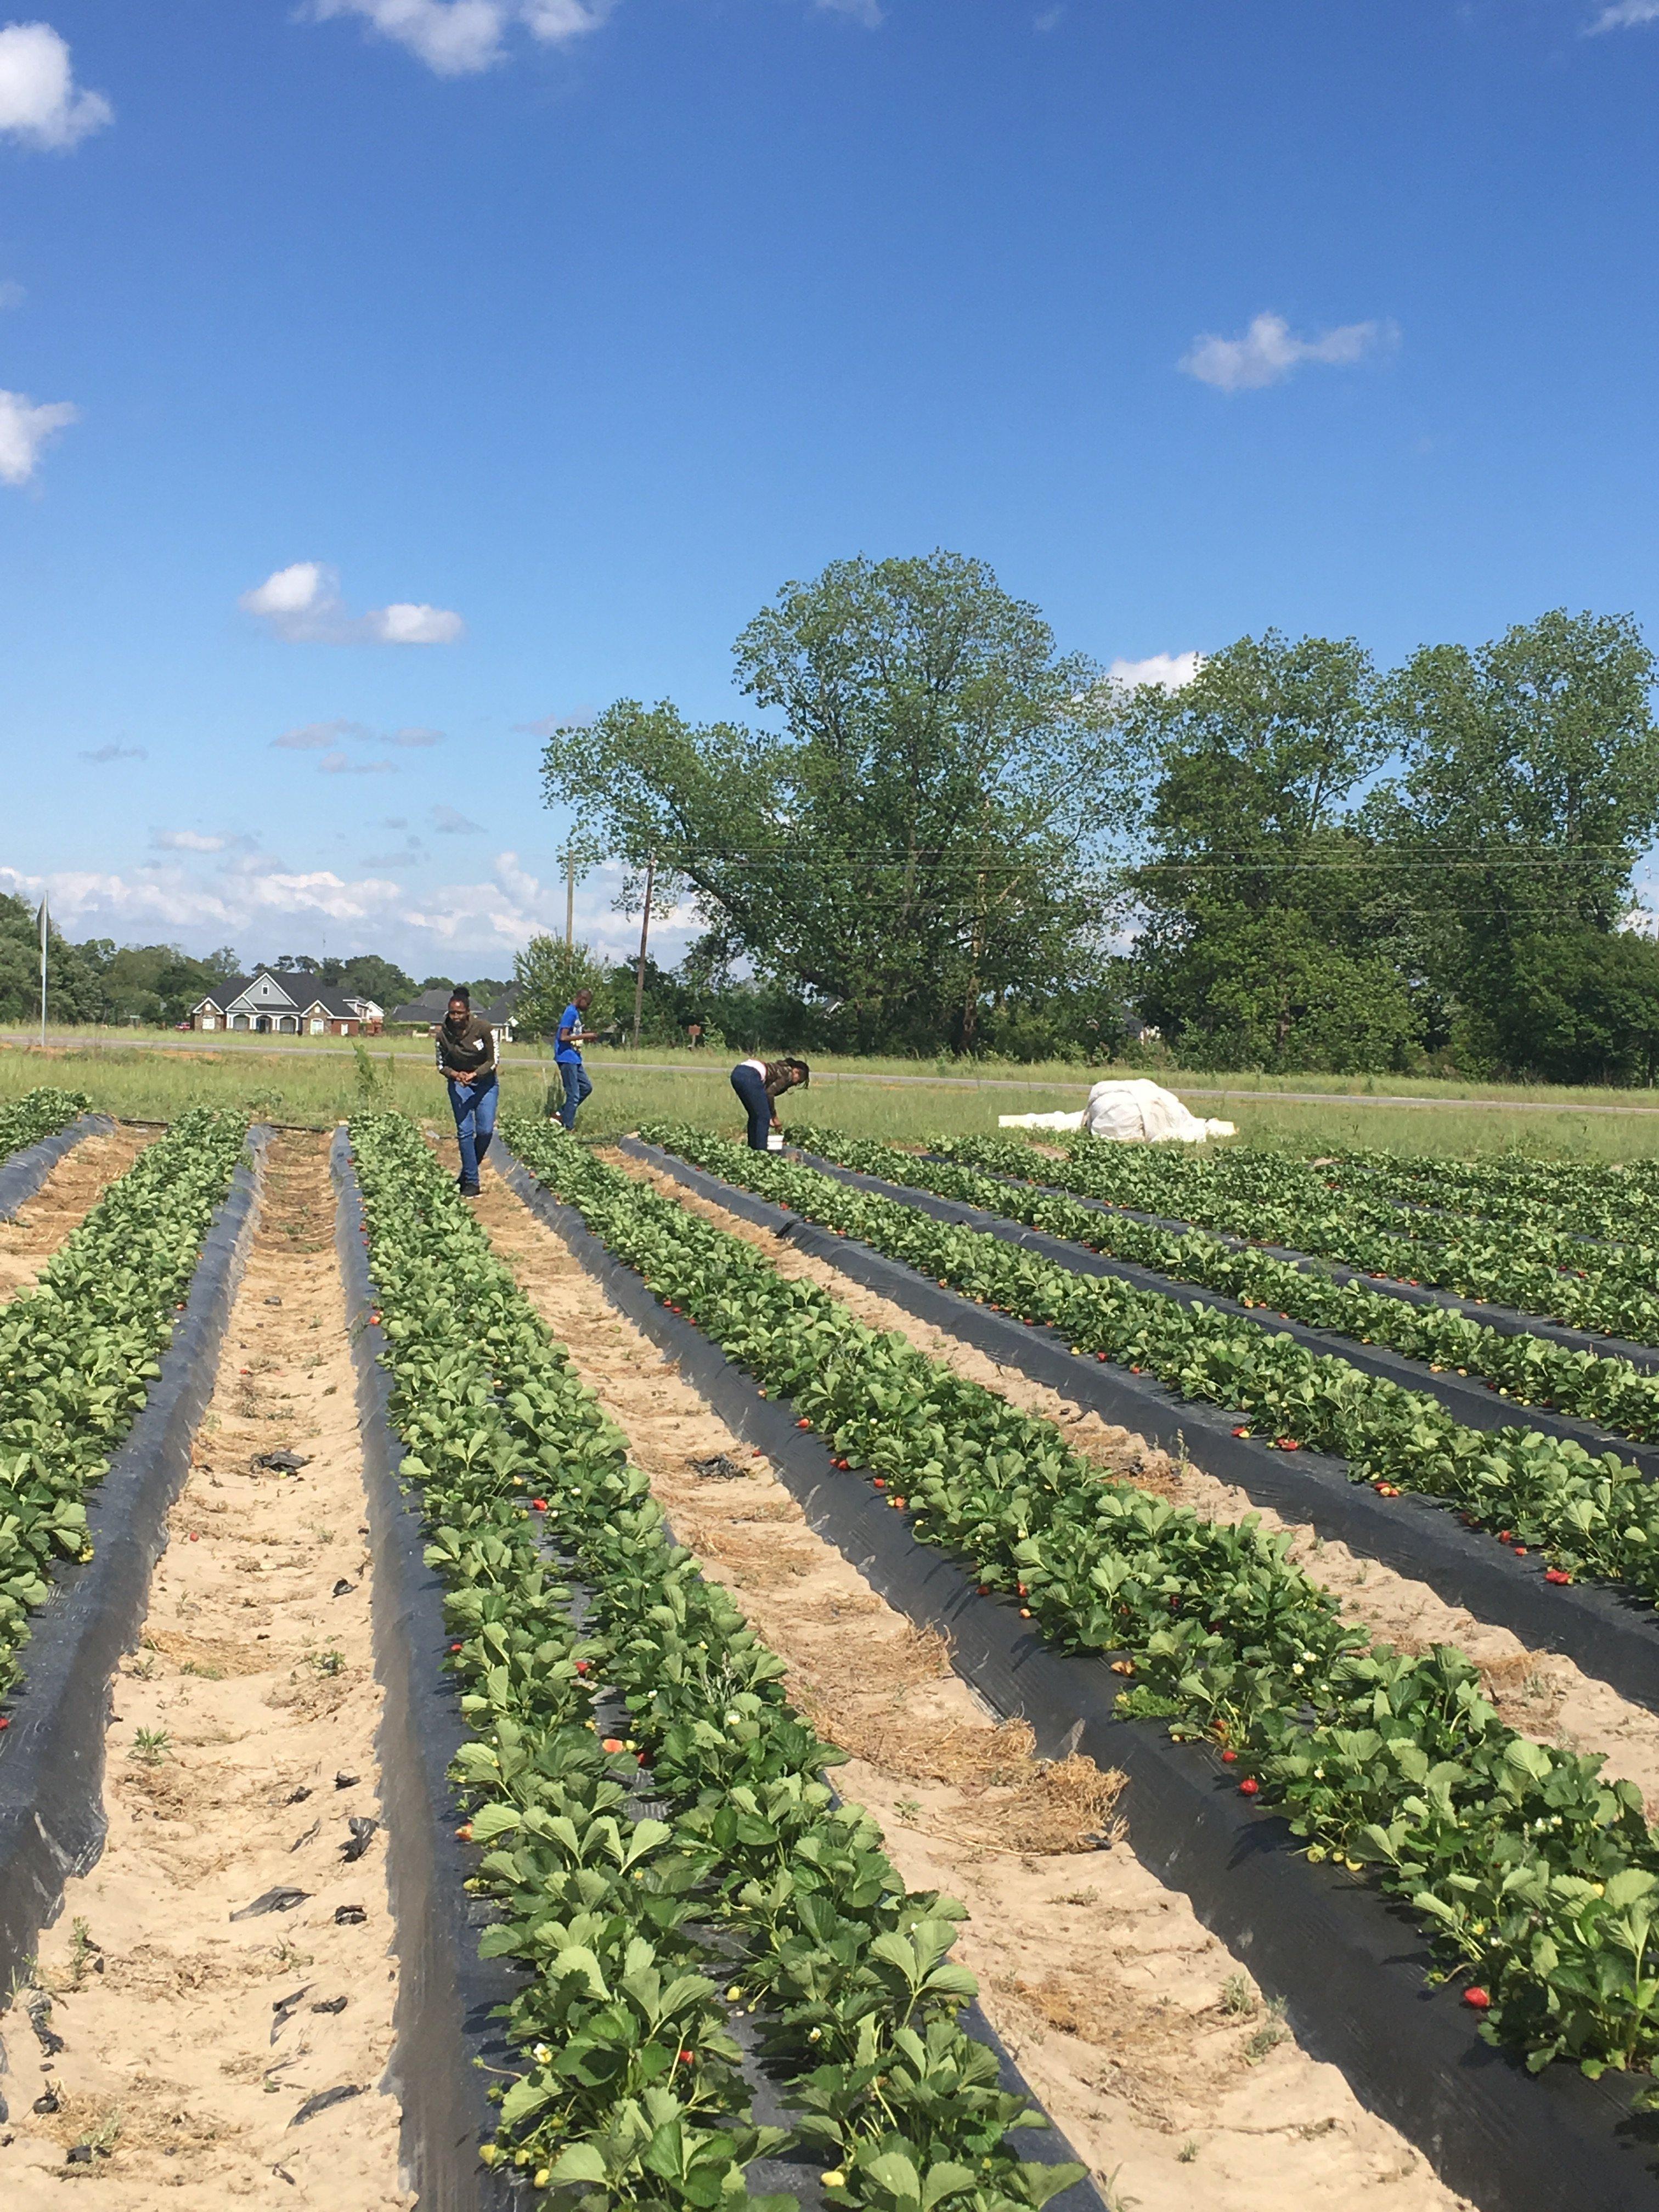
{"left": 730, "top": 1055, "right": 810, "bottom": 1150}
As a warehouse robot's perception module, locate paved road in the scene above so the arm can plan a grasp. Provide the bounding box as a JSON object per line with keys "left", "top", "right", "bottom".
{"left": 6, "top": 1031, "right": 1657, "bottom": 1116}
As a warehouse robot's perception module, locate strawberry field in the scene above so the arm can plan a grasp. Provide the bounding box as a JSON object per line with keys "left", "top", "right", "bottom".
{"left": 16, "top": 1088, "right": 1659, "bottom": 2210}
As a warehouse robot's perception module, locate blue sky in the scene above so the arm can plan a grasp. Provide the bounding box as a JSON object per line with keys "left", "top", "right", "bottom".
{"left": 5, "top": 0, "right": 1659, "bottom": 975}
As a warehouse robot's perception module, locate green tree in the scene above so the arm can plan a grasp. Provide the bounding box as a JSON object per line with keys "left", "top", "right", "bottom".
{"left": 512, "top": 935, "right": 614, "bottom": 1041}
{"left": 541, "top": 552, "right": 1110, "bottom": 1053}
{"left": 0, "top": 896, "right": 103, "bottom": 1025}
{"left": 326, "top": 953, "right": 417, "bottom": 1009}
{"left": 1117, "top": 632, "right": 1415, "bottom": 1069}
{"left": 1375, "top": 609, "right": 1659, "bottom": 1074}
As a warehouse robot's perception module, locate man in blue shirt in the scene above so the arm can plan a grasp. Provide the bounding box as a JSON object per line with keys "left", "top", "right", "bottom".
{"left": 554, "top": 989, "right": 594, "bottom": 1130}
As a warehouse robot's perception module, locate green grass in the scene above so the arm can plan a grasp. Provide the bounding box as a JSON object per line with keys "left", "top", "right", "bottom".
{"left": 6, "top": 1031, "right": 1659, "bottom": 1159}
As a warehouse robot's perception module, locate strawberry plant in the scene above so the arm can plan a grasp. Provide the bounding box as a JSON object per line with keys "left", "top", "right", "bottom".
{"left": 505, "top": 1116, "right": 1659, "bottom": 2089}
{"left": 929, "top": 1132, "right": 1659, "bottom": 1348}
{"left": 0, "top": 1086, "right": 93, "bottom": 1165}
{"left": 0, "top": 1108, "right": 247, "bottom": 1697}
{"left": 636, "top": 1122, "right": 1659, "bottom": 1615}
{"left": 348, "top": 1112, "right": 1085, "bottom": 2212}
{"left": 783, "top": 1126, "right": 1659, "bottom": 1448}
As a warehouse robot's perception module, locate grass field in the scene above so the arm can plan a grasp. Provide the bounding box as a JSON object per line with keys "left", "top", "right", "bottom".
{"left": 7, "top": 1029, "right": 1659, "bottom": 1159}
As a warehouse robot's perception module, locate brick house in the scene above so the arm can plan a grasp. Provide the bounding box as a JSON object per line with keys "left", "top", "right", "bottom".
{"left": 189, "top": 972, "right": 385, "bottom": 1036}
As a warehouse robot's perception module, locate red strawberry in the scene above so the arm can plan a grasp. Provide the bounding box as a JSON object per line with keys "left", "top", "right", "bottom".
{"left": 601, "top": 1737, "right": 625, "bottom": 1753}
{"left": 1545, "top": 1568, "right": 1572, "bottom": 1585}
{"left": 796, "top": 1419, "right": 811, "bottom": 1430}
{"left": 1221, "top": 1750, "right": 1238, "bottom": 1764}
{"left": 1238, "top": 1778, "right": 1259, "bottom": 1796}
{"left": 873, "top": 1477, "right": 885, "bottom": 1489}
{"left": 1463, "top": 1987, "right": 1491, "bottom": 2010}
{"left": 531, "top": 1498, "right": 548, "bottom": 1510}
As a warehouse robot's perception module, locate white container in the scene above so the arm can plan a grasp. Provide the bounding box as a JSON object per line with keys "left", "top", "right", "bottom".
{"left": 766, "top": 1131, "right": 785, "bottom": 1152}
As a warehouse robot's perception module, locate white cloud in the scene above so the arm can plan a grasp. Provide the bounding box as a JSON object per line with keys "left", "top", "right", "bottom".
{"left": 240, "top": 562, "right": 465, "bottom": 645}
{"left": 1107, "top": 651, "right": 1201, "bottom": 693}
{"left": 151, "top": 829, "right": 230, "bottom": 853}
{"left": 306, "top": 0, "right": 511, "bottom": 75}
{"left": 1590, "top": 1, "right": 1659, "bottom": 26}
{"left": 369, "top": 602, "right": 466, "bottom": 645}
{"left": 0, "top": 386, "right": 76, "bottom": 486}
{"left": 433, "top": 803, "right": 483, "bottom": 833}
{"left": 307, "top": 0, "right": 617, "bottom": 75}
{"left": 320, "top": 751, "right": 398, "bottom": 775}
{"left": 1180, "top": 311, "right": 1397, "bottom": 393}
{"left": 273, "top": 715, "right": 359, "bottom": 749}
{"left": 1, "top": 848, "right": 700, "bottom": 974}
{"left": 521, "top": 0, "right": 620, "bottom": 41}
{"left": 80, "top": 742, "right": 146, "bottom": 764}
{"left": 241, "top": 560, "right": 336, "bottom": 629}
{"left": 0, "top": 22, "right": 111, "bottom": 150}
{"left": 815, "top": 0, "right": 883, "bottom": 20}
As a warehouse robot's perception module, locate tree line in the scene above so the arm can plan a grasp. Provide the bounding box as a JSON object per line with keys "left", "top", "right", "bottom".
{"left": 540, "top": 554, "right": 1659, "bottom": 1084}
{"left": 14, "top": 551, "right": 1659, "bottom": 1081}
{"left": 0, "top": 923, "right": 508, "bottom": 1030}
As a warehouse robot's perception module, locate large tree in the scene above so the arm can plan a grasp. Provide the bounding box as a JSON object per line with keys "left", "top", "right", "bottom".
{"left": 1116, "top": 631, "right": 1416, "bottom": 1070}
{"left": 541, "top": 552, "right": 1111, "bottom": 1052}
{"left": 1374, "top": 609, "right": 1659, "bottom": 1075}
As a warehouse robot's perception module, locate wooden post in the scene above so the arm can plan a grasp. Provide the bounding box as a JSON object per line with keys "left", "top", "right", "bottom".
{"left": 631, "top": 851, "right": 655, "bottom": 1048}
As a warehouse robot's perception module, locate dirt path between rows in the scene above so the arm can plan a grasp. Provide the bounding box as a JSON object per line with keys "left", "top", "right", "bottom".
{"left": 472, "top": 1162, "right": 1473, "bottom": 2212}
{"left": 0, "top": 1134, "right": 409, "bottom": 2212}
{"left": 0, "top": 1123, "right": 157, "bottom": 1301}
{"left": 617, "top": 1151, "right": 1659, "bottom": 1815}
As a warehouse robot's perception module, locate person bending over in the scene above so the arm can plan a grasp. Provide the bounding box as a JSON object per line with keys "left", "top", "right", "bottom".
{"left": 436, "top": 986, "right": 497, "bottom": 1195}
{"left": 555, "top": 988, "right": 594, "bottom": 1131}
{"left": 730, "top": 1054, "right": 810, "bottom": 1150}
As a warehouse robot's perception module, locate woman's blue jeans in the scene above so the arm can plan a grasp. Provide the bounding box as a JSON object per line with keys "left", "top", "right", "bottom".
{"left": 558, "top": 1061, "right": 594, "bottom": 1130}
{"left": 731, "top": 1063, "right": 772, "bottom": 1149}
{"left": 448, "top": 1071, "right": 498, "bottom": 1185}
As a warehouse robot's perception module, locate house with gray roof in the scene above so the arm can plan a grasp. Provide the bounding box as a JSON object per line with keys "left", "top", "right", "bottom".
{"left": 189, "top": 972, "right": 383, "bottom": 1036}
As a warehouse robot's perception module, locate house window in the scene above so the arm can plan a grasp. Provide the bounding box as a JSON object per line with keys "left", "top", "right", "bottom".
{"left": 309, "top": 1019, "right": 325, "bottom": 1035}
{"left": 233, "top": 1014, "right": 250, "bottom": 1030}
{"left": 200, "top": 1016, "right": 217, "bottom": 1031}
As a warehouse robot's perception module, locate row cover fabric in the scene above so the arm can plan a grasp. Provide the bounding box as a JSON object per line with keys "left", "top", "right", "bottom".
{"left": 1000, "top": 1078, "right": 1235, "bottom": 1144}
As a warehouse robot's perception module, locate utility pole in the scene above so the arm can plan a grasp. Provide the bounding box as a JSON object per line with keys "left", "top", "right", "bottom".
{"left": 565, "top": 844, "right": 575, "bottom": 948}
{"left": 37, "top": 896, "right": 48, "bottom": 1049}
{"left": 631, "top": 851, "right": 655, "bottom": 1048}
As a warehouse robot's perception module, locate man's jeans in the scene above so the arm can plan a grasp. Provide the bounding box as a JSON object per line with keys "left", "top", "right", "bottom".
{"left": 557, "top": 1060, "right": 593, "bottom": 1131}
{"left": 448, "top": 1072, "right": 499, "bottom": 1186}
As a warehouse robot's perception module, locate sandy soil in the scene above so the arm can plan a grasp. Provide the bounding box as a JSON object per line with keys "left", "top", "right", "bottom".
{"left": 0, "top": 1123, "right": 157, "bottom": 1300}
{"left": 472, "top": 1164, "right": 1474, "bottom": 2212}
{"left": 617, "top": 1152, "right": 1659, "bottom": 1815}
{"left": 0, "top": 1135, "right": 410, "bottom": 2211}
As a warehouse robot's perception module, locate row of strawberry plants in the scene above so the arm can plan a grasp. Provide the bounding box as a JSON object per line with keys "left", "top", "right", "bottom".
{"left": 933, "top": 1135, "right": 1659, "bottom": 1346}
{"left": 0, "top": 1085, "right": 93, "bottom": 1166}
{"left": 348, "top": 1111, "right": 1085, "bottom": 2212}
{"left": 504, "top": 1116, "right": 1659, "bottom": 2089}
{"left": 1306, "top": 1147, "right": 1659, "bottom": 1250}
{"left": 641, "top": 1120, "right": 1659, "bottom": 1616}
{"left": 0, "top": 1107, "right": 247, "bottom": 1698}
{"left": 785, "top": 1126, "right": 1659, "bottom": 1446}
